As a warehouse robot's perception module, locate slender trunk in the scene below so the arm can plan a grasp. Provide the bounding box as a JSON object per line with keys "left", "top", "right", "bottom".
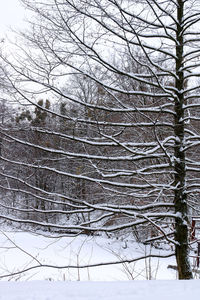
{"left": 174, "top": 0, "right": 193, "bottom": 280}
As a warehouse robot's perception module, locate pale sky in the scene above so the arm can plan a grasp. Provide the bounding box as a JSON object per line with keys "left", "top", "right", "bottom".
{"left": 0, "top": 0, "right": 27, "bottom": 35}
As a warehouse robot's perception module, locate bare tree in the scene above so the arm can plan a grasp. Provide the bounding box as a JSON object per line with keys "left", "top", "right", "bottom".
{"left": 1, "top": 0, "right": 200, "bottom": 279}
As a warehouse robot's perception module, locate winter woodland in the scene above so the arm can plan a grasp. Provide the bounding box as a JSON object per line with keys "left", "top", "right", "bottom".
{"left": 0, "top": 0, "right": 200, "bottom": 280}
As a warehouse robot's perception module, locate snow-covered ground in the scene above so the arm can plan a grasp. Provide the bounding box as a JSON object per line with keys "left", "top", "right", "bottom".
{"left": 0, "top": 230, "right": 176, "bottom": 281}
{"left": 0, "top": 230, "right": 199, "bottom": 299}
{"left": 0, "top": 280, "right": 200, "bottom": 300}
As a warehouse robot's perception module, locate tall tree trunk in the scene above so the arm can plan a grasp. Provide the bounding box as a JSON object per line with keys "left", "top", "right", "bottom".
{"left": 174, "top": 0, "right": 193, "bottom": 280}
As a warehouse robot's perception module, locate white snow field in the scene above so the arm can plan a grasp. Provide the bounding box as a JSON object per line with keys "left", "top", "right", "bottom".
{"left": 0, "top": 280, "right": 200, "bottom": 300}
{"left": 0, "top": 231, "right": 176, "bottom": 281}
{"left": 0, "top": 231, "right": 199, "bottom": 299}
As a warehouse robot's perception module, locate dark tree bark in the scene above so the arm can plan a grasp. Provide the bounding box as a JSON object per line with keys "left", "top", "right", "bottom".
{"left": 174, "top": 0, "right": 193, "bottom": 279}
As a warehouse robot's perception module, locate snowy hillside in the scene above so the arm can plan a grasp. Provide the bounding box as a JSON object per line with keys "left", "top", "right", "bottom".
{"left": 0, "top": 230, "right": 176, "bottom": 281}
{"left": 0, "top": 231, "right": 199, "bottom": 299}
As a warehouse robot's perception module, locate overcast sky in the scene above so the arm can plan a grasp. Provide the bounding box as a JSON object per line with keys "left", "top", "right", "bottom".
{"left": 0, "top": 0, "right": 27, "bottom": 35}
